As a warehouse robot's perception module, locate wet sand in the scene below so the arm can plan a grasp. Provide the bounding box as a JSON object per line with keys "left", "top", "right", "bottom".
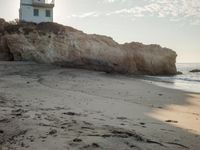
{"left": 0, "top": 61, "right": 200, "bottom": 150}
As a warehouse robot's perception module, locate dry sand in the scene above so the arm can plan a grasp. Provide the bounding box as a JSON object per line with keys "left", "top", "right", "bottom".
{"left": 0, "top": 61, "right": 199, "bottom": 150}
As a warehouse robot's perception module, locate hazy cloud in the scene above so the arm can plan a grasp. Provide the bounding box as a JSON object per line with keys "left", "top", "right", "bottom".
{"left": 67, "top": 12, "right": 101, "bottom": 18}
{"left": 68, "top": 0, "right": 200, "bottom": 25}
{"left": 103, "top": 0, "right": 127, "bottom": 3}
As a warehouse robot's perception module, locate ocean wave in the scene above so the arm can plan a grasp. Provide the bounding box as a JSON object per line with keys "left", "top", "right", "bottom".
{"left": 141, "top": 63, "right": 200, "bottom": 93}
{"left": 172, "top": 76, "right": 200, "bottom": 83}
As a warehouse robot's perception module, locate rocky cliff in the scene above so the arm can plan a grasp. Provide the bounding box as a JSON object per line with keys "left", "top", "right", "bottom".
{"left": 0, "top": 18, "right": 177, "bottom": 75}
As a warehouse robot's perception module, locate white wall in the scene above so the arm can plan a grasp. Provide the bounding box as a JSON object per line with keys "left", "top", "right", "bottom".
{"left": 20, "top": 6, "right": 53, "bottom": 23}
{"left": 33, "top": 0, "right": 46, "bottom": 4}
{"left": 21, "top": 0, "right": 32, "bottom": 4}
{"left": 20, "top": 0, "right": 53, "bottom": 23}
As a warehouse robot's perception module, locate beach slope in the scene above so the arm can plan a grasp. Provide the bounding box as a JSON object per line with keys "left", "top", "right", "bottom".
{"left": 0, "top": 62, "right": 199, "bottom": 150}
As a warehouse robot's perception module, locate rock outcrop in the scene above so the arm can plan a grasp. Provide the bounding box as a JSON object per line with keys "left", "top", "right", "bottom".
{"left": 0, "top": 19, "right": 13, "bottom": 60}
{"left": 190, "top": 69, "right": 200, "bottom": 73}
{"left": 0, "top": 19, "right": 177, "bottom": 75}
{"left": 121, "top": 42, "right": 177, "bottom": 75}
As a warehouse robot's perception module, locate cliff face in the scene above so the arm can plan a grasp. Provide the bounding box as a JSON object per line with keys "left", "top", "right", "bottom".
{"left": 121, "top": 42, "right": 177, "bottom": 75}
{"left": 0, "top": 19, "right": 177, "bottom": 75}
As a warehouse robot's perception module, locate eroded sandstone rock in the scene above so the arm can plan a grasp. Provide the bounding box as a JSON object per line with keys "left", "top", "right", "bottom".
{"left": 0, "top": 19, "right": 177, "bottom": 75}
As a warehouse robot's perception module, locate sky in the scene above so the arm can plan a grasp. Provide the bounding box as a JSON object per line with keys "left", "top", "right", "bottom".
{"left": 0, "top": 0, "right": 200, "bottom": 63}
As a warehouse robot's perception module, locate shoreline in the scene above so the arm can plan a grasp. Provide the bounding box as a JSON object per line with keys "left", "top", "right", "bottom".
{"left": 0, "top": 61, "right": 200, "bottom": 150}
{"left": 140, "top": 76, "right": 200, "bottom": 94}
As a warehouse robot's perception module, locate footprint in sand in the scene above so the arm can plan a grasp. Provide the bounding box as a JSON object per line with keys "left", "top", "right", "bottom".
{"left": 165, "top": 120, "right": 178, "bottom": 123}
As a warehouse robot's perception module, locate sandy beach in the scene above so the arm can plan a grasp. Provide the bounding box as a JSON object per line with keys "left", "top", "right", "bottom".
{"left": 0, "top": 61, "right": 200, "bottom": 150}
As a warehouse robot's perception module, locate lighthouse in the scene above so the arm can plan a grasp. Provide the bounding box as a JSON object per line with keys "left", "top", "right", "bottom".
{"left": 19, "top": 0, "right": 55, "bottom": 23}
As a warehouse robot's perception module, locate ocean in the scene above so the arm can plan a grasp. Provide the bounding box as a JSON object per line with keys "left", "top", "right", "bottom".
{"left": 143, "top": 63, "right": 200, "bottom": 93}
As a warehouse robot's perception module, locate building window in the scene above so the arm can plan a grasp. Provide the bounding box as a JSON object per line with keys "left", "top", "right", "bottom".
{"left": 33, "top": 9, "right": 39, "bottom": 16}
{"left": 46, "top": 10, "right": 51, "bottom": 17}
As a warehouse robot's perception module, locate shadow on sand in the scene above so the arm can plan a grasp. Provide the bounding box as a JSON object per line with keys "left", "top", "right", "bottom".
{"left": 0, "top": 61, "right": 199, "bottom": 150}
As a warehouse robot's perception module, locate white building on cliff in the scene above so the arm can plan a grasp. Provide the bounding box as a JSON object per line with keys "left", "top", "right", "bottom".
{"left": 19, "top": 0, "right": 55, "bottom": 23}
